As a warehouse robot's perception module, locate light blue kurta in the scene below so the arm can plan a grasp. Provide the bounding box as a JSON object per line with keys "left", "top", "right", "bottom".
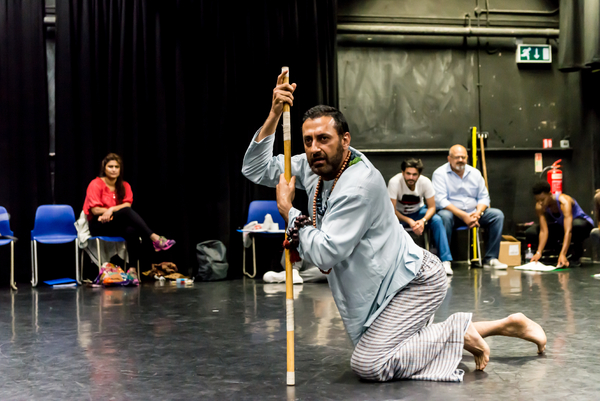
{"left": 242, "top": 129, "right": 423, "bottom": 345}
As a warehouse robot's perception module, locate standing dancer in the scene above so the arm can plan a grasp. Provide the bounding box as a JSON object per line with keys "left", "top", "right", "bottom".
{"left": 242, "top": 73, "right": 546, "bottom": 382}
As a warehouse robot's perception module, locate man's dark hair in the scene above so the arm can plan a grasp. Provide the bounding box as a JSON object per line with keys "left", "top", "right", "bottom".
{"left": 401, "top": 159, "right": 424, "bottom": 173}
{"left": 302, "top": 105, "right": 349, "bottom": 136}
{"left": 532, "top": 181, "right": 551, "bottom": 195}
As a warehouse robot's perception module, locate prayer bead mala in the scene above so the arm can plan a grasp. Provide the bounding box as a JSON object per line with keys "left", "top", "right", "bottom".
{"left": 312, "top": 150, "right": 352, "bottom": 228}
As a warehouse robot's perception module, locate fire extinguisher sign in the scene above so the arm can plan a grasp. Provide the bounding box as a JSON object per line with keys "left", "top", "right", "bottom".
{"left": 535, "top": 153, "right": 543, "bottom": 173}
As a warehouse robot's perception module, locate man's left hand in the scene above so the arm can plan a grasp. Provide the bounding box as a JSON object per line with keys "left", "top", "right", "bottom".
{"left": 412, "top": 219, "right": 425, "bottom": 236}
{"left": 276, "top": 174, "right": 296, "bottom": 222}
{"left": 467, "top": 211, "right": 481, "bottom": 229}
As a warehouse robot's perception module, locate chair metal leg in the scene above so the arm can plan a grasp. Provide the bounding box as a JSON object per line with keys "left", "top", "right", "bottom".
{"left": 137, "top": 237, "right": 141, "bottom": 283}
{"left": 467, "top": 230, "right": 471, "bottom": 267}
{"left": 96, "top": 238, "right": 102, "bottom": 270}
{"left": 243, "top": 245, "right": 247, "bottom": 276}
{"left": 30, "top": 241, "right": 35, "bottom": 286}
{"left": 424, "top": 229, "right": 430, "bottom": 251}
{"left": 467, "top": 227, "right": 483, "bottom": 267}
{"left": 121, "top": 239, "right": 127, "bottom": 267}
{"left": 251, "top": 236, "right": 257, "bottom": 278}
{"left": 477, "top": 228, "right": 482, "bottom": 264}
{"left": 32, "top": 240, "right": 39, "bottom": 287}
{"left": 75, "top": 239, "right": 81, "bottom": 285}
{"left": 242, "top": 236, "right": 257, "bottom": 278}
{"left": 81, "top": 249, "right": 85, "bottom": 280}
{"left": 473, "top": 227, "right": 480, "bottom": 262}
{"left": 10, "top": 241, "right": 17, "bottom": 290}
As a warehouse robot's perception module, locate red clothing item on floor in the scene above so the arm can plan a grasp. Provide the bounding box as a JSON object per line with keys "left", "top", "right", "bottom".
{"left": 83, "top": 177, "right": 134, "bottom": 219}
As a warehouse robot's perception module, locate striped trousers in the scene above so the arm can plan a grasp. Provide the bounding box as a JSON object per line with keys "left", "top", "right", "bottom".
{"left": 351, "top": 251, "right": 472, "bottom": 382}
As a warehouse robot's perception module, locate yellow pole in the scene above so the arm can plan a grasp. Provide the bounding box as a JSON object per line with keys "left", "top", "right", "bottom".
{"left": 281, "top": 66, "right": 295, "bottom": 386}
{"left": 471, "top": 127, "right": 479, "bottom": 262}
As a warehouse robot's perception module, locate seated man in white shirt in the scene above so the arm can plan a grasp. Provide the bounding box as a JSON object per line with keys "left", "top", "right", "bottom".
{"left": 388, "top": 159, "right": 453, "bottom": 275}
{"left": 432, "top": 145, "right": 507, "bottom": 269}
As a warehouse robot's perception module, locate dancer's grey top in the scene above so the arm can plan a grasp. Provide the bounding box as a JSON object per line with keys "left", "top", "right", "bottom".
{"left": 242, "top": 128, "right": 424, "bottom": 345}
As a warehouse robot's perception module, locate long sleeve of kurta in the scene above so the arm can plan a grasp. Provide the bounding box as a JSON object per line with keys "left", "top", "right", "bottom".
{"left": 242, "top": 128, "right": 309, "bottom": 191}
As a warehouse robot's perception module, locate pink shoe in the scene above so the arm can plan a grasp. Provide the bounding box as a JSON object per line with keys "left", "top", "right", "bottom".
{"left": 153, "top": 236, "right": 176, "bottom": 252}
{"left": 127, "top": 268, "right": 140, "bottom": 285}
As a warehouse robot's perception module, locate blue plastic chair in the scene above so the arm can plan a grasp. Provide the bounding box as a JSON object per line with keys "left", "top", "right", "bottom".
{"left": 0, "top": 207, "right": 17, "bottom": 290}
{"left": 238, "top": 201, "right": 286, "bottom": 278}
{"left": 456, "top": 226, "right": 482, "bottom": 266}
{"left": 30, "top": 205, "right": 80, "bottom": 286}
{"left": 82, "top": 236, "right": 141, "bottom": 281}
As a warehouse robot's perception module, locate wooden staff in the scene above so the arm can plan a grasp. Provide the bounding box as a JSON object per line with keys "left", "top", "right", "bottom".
{"left": 471, "top": 127, "right": 479, "bottom": 263}
{"left": 281, "top": 66, "right": 295, "bottom": 386}
{"left": 479, "top": 133, "right": 489, "bottom": 190}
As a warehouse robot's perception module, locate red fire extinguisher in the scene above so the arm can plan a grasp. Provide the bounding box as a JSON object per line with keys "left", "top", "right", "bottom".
{"left": 546, "top": 159, "right": 562, "bottom": 195}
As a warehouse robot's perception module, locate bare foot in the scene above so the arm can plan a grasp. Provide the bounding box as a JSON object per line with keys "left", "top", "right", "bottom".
{"left": 503, "top": 313, "right": 547, "bottom": 354}
{"left": 464, "top": 322, "right": 490, "bottom": 370}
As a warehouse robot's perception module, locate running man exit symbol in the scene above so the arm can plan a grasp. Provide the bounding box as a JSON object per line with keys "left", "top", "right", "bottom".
{"left": 516, "top": 45, "right": 552, "bottom": 63}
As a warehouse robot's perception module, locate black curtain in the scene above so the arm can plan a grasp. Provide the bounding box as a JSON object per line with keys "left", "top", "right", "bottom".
{"left": 559, "top": 0, "right": 600, "bottom": 71}
{"left": 0, "top": 0, "right": 50, "bottom": 283}
{"left": 55, "top": 0, "right": 337, "bottom": 275}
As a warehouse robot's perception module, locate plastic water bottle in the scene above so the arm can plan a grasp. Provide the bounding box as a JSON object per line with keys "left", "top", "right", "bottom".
{"left": 525, "top": 244, "right": 534, "bottom": 263}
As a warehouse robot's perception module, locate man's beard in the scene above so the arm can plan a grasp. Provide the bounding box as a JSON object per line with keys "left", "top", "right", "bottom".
{"left": 454, "top": 163, "right": 466, "bottom": 171}
{"left": 309, "top": 143, "right": 344, "bottom": 180}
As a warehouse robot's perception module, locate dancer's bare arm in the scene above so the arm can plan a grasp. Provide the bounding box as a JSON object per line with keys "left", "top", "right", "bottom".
{"left": 531, "top": 203, "right": 548, "bottom": 263}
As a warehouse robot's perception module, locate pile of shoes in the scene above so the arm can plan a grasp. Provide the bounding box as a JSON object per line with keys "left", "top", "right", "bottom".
{"left": 91, "top": 262, "right": 139, "bottom": 287}
{"left": 142, "top": 262, "right": 189, "bottom": 280}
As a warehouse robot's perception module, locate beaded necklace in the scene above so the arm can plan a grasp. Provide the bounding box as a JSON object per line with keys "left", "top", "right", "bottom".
{"left": 312, "top": 150, "right": 353, "bottom": 228}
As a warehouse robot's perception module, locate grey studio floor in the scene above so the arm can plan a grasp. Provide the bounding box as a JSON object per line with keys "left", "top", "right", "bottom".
{"left": 1, "top": 263, "right": 600, "bottom": 401}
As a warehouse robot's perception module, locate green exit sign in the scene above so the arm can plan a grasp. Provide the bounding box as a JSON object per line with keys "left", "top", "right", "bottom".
{"left": 516, "top": 44, "right": 552, "bottom": 63}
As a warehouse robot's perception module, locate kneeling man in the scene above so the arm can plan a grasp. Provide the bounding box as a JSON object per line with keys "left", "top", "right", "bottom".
{"left": 242, "top": 72, "right": 546, "bottom": 382}
{"left": 388, "top": 159, "right": 453, "bottom": 275}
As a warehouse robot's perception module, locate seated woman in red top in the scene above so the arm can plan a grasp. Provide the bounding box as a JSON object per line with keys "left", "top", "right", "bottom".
{"left": 83, "top": 153, "right": 175, "bottom": 262}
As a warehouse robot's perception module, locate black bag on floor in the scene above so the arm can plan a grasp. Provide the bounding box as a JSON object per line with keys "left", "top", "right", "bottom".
{"left": 196, "top": 240, "right": 229, "bottom": 281}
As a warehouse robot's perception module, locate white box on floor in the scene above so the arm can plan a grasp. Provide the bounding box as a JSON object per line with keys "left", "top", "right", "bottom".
{"left": 499, "top": 235, "right": 521, "bottom": 266}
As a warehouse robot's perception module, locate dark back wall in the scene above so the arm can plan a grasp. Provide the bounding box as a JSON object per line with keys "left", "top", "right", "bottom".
{"left": 0, "top": 0, "right": 338, "bottom": 284}
{"left": 338, "top": 0, "right": 598, "bottom": 232}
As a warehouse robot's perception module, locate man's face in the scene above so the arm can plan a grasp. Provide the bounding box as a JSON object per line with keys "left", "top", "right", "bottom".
{"left": 402, "top": 167, "right": 420, "bottom": 187}
{"left": 302, "top": 116, "right": 350, "bottom": 180}
{"left": 448, "top": 147, "right": 468, "bottom": 172}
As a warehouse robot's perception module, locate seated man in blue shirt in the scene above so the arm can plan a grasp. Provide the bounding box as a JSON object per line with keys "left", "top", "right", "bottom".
{"left": 432, "top": 145, "right": 507, "bottom": 269}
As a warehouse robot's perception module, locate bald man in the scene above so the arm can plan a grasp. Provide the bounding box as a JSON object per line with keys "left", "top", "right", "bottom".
{"left": 431, "top": 145, "right": 507, "bottom": 269}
